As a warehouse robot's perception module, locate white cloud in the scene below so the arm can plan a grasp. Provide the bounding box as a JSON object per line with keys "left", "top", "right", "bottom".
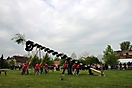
{"left": 0, "top": 0, "right": 132, "bottom": 58}
{"left": 0, "top": 29, "right": 12, "bottom": 40}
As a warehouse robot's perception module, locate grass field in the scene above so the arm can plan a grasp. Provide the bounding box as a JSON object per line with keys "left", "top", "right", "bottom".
{"left": 0, "top": 69, "right": 132, "bottom": 88}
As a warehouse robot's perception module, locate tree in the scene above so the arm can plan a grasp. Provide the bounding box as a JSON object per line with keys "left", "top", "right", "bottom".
{"left": 11, "top": 33, "right": 33, "bottom": 65}
{"left": 54, "top": 57, "right": 60, "bottom": 61}
{"left": 0, "top": 55, "right": 9, "bottom": 68}
{"left": 79, "top": 52, "right": 89, "bottom": 58}
{"left": 0, "top": 54, "right": 4, "bottom": 69}
{"left": 71, "top": 53, "right": 77, "bottom": 59}
{"left": 120, "top": 41, "right": 131, "bottom": 51}
{"left": 42, "top": 53, "right": 54, "bottom": 65}
{"left": 78, "top": 58, "right": 86, "bottom": 64}
{"left": 11, "top": 33, "right": 26, "bottom": 45}
{"left": 103, "top": 45, "right": 118, "bottom": 66}
{"left": 60, "top": 59, "right": 66, "bottom": 66}
{"left": 30, "top": 56, "right": 39, "bottom": 67}
{"left": 129, "top": 45, "right": 132, "bottom": 51}
{"left": 8, "top": 59, "right": 15, "bottom": 65}
{"left": 85, "top": 56, "right": 99, "bottom": 65}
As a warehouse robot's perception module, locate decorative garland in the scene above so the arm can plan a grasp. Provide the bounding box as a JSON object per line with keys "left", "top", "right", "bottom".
{"left": 25, "top": 40, "right": 71, "bottom": 60}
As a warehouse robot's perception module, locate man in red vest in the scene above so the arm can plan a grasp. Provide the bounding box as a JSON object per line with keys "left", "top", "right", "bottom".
{"left": 62, "top": 61, "right": 67, "bottom": 76}
{"left": 45, "top": 63, "right": 48, "bottom": 74}
{"left": 76, "top": 64, "right": 80, "bottom": 75}
{"left": 73, "top": 63, "right": 77, "bottom": 75}
{"left": 34, "top": 63, "right": 40, "bottom": 75}
{"left": 21, "top": 64, "right": 27, "bottom": 75}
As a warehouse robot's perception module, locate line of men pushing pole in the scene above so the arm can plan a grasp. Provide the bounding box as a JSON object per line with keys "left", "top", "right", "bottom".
{"left": 21, "top": 40, "right": 104, "bottom": 76}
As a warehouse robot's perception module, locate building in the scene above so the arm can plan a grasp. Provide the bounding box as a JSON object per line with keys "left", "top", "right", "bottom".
{"left": 115, "top": 50, "right": 132, "bottom": 63}
{"left": 7, "top": 55, "right": 28, "bottom": 66}
{"left": 115, "top": 50, "right": 132, "bottom": 59}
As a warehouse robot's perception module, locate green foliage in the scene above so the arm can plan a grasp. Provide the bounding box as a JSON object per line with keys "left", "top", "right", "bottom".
{"left": 120, "top": 41, "right": 131, "bottom": 51}
{"left": 60, "top": 59, "right": 66, "bottom": 66}
{"left": 30, "top": 56, "right": 39, "bottom": 67}
{"left": 85, "top": 56, "right": 99, "bottom": 65}
{"left": 28, "top": 55, "right": 32, "bottom": 62}
{"left": 28, "top": 53, "right": 54, "bottom": 67}
{"left": 54, "top": 57, "right": 60, "bottom": 61}
{"left": 78, "top": 56, "right": 99, "bottom": 65}
{"left": 8, "top": 59, "right": 15, "bottom": 65}
{"left": 41, "top": 53, "right": 54, "bottom": 65}
{"left": 103, "top": 45, "right": 118, "bottom": 65}
{"left": 11, "top": 33, "right": 26, "bottom": 45}
{"left": 48, "top": 59, "right": 54, "bottom": 66}
{"left": 42, "top": 53, "right": 50, "bottom": 63}
{"left": 0, "top": 54, "right": 4, "bottom": 68}
{"left": 129, "top": 45, "right": 132, "bottom": 51}
{"left": 78, "top": 58, "right": 86, "bottom": 64}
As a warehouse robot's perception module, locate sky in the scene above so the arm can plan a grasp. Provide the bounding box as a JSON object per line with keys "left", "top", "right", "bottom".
{"left": 0, "top": 0, "right": 132, "bottom": 59}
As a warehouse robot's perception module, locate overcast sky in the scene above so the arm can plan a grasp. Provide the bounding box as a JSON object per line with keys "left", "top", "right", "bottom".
{"left": 0, "top": 0, "right": 132, "bottom": 59}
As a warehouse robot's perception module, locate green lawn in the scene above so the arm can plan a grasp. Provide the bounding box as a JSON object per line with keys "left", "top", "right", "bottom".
{"left": 0, "top": 69, "right": 132, "bottom": 88}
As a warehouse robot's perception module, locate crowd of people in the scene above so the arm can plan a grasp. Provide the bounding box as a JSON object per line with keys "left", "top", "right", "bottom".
{"left": 91, "top": 62, "right": 132, "bottom": 70}
{"left": 21, "top": 61, "right": 50, "bottom": 75}
{"left": 20, "top": 60, "right": 132, "bottom": 76}
{"left": 62, "top": 60, "right": 81, "bottom": 76}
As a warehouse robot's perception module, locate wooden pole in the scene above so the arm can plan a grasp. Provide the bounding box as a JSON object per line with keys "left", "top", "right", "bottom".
{"left": 29, "top": 47, "right": 40, "bottom": 65}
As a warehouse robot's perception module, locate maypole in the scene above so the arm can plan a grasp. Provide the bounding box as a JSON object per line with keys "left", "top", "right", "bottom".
{"left": 25, "top": 40, "right": 71, "bottom": 66}
{"left": 29, "top": 47, "right": 40, "bottom": 65}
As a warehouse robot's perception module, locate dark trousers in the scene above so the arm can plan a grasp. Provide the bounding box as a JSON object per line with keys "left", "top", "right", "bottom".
{"left": 21, "top": 69, "right": 25, "bottom": 75}
{"left": 88, "top": 69, "right": 93, "bottom": 75}
{"left": 45, "top": 68, "right": 48, "bottom": 74}
{"left": 68, "top": 68, "right": 72, "bottom": 75}
{"left": 62, "top": 68, "right": 66, "bottom": 74}
{"left": 77, "top": 68, "right": 79, "bottom": 75}
{"left": 40, "top": 67, "right": 43, "bottom": 73}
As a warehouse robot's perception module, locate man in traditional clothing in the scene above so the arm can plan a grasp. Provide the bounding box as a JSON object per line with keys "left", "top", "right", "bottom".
{"left": 73, "top": 62, "right": 77, "bottom": 75}
{"left": 76, "top": 63, "right": 80, "bottom": 75}
{"left": 44, "top": 63, "right": 48, "bottom": 74}
{"left": 62, "top": 61, "right": 67, "bottom": 76}
{"left": 21, "top": 64, "right": 27, "bottom": 75}
{"left": 34, "top": 63, "right": 40, "bottom": 75}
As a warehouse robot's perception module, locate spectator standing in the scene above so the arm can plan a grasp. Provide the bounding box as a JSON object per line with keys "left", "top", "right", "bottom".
{"left": 119, "top": 63, "right": 122, "bottom": 70}
{"left": 123, "top": 63, "right": 126, "bottom": 70}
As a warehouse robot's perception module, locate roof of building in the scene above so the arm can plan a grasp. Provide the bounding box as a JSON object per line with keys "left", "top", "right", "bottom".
{"left": 115, "top": 50, "right": 132, "bottom": 58}
{"left": 9, "top": 55, "right": 28, "bottom": 63}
